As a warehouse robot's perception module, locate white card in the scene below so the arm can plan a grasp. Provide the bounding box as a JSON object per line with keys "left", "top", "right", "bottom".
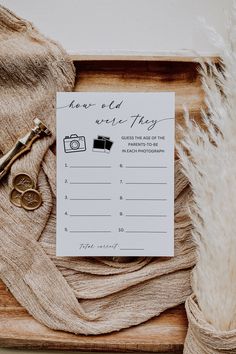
{"left": 56, "top": 92, "right": 175, "bottom": 256}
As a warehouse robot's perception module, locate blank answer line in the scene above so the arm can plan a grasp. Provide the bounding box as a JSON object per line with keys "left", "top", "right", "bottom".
{"left": 126, "top": 231, "right": 167, "bottom": 234}
{"left": 70, "top": 182, "right": 111, "bottom": 185}
{"left": 125, "top": 182, "right": 167, "bottom": 185}
{"left": 69, "top": 214, "right": 112, "bottom": 217}
{"left": 70, "top": 198, "right": 111, "bottom": 201}
{"left": 125, "top": 166, "right": 167, "bottom": 169}
{"left": 125, "top": 214, "right": 167, "bottom": 217}
{"left": 125, "top": 198, "right": 167, "bottom": 201}
{"left": 70, "top": 231, "right": 111, "bottom": 233}
{"left": 70, "top": 166, "right": 111, "bottom": 168}
{"left": 120, "top": 248, "right": 145, "bottom": 251}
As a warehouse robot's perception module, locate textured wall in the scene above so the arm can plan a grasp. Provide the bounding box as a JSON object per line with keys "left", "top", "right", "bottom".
{"left": 1, "top": 0, "right": 233, "bottom": 55}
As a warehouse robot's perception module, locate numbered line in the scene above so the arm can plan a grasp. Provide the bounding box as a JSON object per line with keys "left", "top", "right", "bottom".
{"left": 69, "top": 165, "right": 111, "bottom": 168}
{"left": 125, "top": 231, "right": 167, "bottom": 234}
{"left": 125, "top": 214, "right": 167, "bottom": 217}
{"left": 69, "top": 230, "right": 111, "bottom": 233}
{"left": 69, "top": 198, "right": 111, "bottom": 201}
{"left": 70, "top": 182, "right": 111, "bottom": 185}
{"left": 69, "top": 214, "right": 112, "bottom": 217}
{"left": 125, "top": 182, "right": 167, "bottom": 185}
{"left": 125, "top": 198, "right": 167, "bottom": 201}
{"left": 125, "top": 165, "right": 167, "bottom": 169}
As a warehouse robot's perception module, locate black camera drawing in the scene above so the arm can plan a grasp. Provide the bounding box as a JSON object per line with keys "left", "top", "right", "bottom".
{"left": 63, "top": 134, "right": 86, "bottom": 153}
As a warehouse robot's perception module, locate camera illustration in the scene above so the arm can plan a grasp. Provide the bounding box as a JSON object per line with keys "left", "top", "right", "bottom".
{"left": 63, "top": 134, "right": 86, "bottom": 153}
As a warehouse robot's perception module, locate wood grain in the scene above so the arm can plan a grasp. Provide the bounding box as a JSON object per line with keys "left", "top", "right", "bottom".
{"left": 0, "top": 280, "right": 186, "bottom": 352}
{"left": 70, "top": 53, "right": 218, "bottom": 63}
{"left": 0, "top": 58, "right": 204, "bottom": 352}
{"left": 74, "top": 60, "right": 204, "bottom": 145}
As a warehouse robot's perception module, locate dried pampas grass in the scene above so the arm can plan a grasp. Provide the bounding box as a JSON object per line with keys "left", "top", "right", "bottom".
{"left": 178, "top": 4, "right": 236, "bottom": 332}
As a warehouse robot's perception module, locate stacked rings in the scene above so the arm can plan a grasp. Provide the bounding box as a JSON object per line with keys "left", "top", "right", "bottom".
{"left": 10, "top": 173, "right": 42, "bottom": 211}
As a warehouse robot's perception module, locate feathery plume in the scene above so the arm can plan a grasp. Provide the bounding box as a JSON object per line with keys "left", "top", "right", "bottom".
{"left": 178, "top": 4, "right": 236, "bottom": 331}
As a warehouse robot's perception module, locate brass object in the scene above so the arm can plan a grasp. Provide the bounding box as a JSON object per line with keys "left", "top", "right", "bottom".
{"left": 21, "top": 189, "right": 42, "bottom": 211}
{"left": 0, "top": 118, "right": 51, "bottom": 180}
{"left": 10, "top": 177, "right": 42, "bottom": 211}
{"left": 13, "top": 173, "right": 35, "bottom": 192}
{"left": 10, "top": 189, "right": 22, "bottom": 207}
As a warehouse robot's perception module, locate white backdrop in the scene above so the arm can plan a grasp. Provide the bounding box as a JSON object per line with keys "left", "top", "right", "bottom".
{"left": 1, "top": 0, "right": 233, "bottom": 56}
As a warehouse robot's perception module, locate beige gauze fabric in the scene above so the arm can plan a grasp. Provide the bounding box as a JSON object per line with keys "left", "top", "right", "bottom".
{"left": 0, "top": 5, "right": 195, "bottom": 335}
{"left": 184, "top": 295, "right": 236, "bottom": 354}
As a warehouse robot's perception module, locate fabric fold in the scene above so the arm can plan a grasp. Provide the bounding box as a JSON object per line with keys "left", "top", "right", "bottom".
{"left": 184, "top": 295, "right": 236, "bottom": 353}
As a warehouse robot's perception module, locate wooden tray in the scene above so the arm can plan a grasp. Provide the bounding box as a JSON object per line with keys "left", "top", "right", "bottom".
{"left": 0, "top": 56, "right": 205, "bottom": 352}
